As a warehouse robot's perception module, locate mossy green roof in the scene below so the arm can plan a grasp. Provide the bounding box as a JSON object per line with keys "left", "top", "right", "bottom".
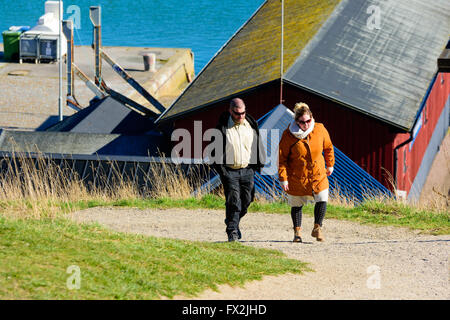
{"left": 157, "top": 0, "right": 340, "bottom": 122}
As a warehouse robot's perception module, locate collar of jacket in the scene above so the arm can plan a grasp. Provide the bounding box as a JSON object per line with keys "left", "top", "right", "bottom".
{"left": 217, "top": 111, "right": 258, "bottom": 131}
{"left": 289, "top": 119, "right": 315, "bottom": 140}
{"left": 227, "top": 116, "right": 252, "bottom": 129}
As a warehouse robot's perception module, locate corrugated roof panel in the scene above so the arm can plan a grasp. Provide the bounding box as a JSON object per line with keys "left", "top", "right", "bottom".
{"left": 157, "top": 0, "right": 340, "bottom": 122}
{"left": 284, "top": 0, "right": 450, "bottom": 131}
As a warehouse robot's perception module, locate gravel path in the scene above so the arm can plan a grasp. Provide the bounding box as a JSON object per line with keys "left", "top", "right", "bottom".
{"left": 69, "top": 207, "right": 449, "bottom": 300}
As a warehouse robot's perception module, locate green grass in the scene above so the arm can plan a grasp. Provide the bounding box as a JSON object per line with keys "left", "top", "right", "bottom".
{"left": 332, "top": 200, "right": 450, "bottom": 235}
{"left": 58, "top": 194, "right": 226, "bottom": 212}
{"left": 1, "top": 193, "right": 447, "bottom": 300}
{"left": 2, "top": 153, "right": 447, "bottom": 300}
{"left": 0, "top": 216, "right": 310, "bottom": 300}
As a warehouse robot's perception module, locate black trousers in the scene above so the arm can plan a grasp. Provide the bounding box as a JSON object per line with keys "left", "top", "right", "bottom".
{"left": 220, "top": 166, "right": 255, "bottom": 236}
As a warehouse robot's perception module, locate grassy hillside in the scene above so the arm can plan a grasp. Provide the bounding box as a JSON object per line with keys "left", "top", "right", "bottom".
{"left": 0, "top": 155, "right": 447, "bottom": 299}
{"left": 0, "top": 216, "right": 310, "bottom": 299}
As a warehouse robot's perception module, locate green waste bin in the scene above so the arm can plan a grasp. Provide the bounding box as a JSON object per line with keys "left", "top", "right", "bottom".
{"left": 2, "top": 30, "right": 22, "bottom": 62}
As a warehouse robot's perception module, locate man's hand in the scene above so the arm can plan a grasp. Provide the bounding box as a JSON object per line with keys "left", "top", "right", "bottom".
{"left": 281, "top": 184, "right": 289, "bottom": 192}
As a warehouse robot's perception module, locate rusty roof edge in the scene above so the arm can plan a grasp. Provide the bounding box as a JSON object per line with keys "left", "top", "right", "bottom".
{"left": 283, "top": 0, "right": 348, "bottom": 79}
{"left": 282, "top": 78, "right": 410, "bottom": 132}
{"left": 156, "top": 80, "right": 280, "bottom": 124}
{"left": 155, "top": 0, "right": 269, "bottom": 124}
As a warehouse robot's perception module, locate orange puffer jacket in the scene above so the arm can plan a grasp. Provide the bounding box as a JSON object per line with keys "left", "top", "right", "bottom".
{"left": 278, "top": 122, "right": 335, "bottom": 196}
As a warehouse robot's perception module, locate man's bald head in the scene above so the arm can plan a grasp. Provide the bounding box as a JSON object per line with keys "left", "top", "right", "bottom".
{"left": 229, "top": 98, "right": 246, "bottom": 124}
{"left": 230, "top": 98, "right": 245, "bottom": 109}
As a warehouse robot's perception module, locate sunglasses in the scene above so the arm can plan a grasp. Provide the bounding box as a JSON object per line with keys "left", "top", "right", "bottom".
{"left": 297, "top": 118, "right": 312, "bottom": 125}
{"left": 231, "top": 110, "right": 246, "bottom": 116}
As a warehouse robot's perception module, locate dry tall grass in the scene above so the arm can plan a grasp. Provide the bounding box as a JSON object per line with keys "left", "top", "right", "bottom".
{"left": 0, "top": 154, "right": 82, "bottom": 218}
{"left": 0, "top": 153, "right": 208, "bottom": 219}
{"left": 0, "top": 151, "right": 446, "bottom": 220}
{"left": 145, "top": 160, "right": 208, "bottom": 199}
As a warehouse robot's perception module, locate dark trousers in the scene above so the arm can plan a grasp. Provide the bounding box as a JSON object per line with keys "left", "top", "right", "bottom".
{"left": 220, "top": 166, "right": 255, "bottom": 236}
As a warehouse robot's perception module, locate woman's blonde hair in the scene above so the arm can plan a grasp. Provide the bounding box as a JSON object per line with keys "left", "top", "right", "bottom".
{"left": 293, "top": 102, "right": 313, "bottom": 120}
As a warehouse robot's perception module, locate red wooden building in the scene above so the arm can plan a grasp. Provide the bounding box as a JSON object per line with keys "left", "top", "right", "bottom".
{"left": 155, "top": 0, "right": 450, "bottom": 201}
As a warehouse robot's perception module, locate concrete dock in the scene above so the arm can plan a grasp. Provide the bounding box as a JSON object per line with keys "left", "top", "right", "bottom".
{"left": 0, "top": 43, "right": 194, "bottom": 131}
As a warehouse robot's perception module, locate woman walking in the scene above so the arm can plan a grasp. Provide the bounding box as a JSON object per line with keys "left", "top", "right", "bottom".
{"left": 278, "top": 103, "right": 335, "bottom": 242}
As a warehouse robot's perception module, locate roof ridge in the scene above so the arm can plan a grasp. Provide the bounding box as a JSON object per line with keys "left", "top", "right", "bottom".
{"left": 157, "top": 0, "right": 342, "bottom": 123}
{"left": 155, "top": 1, "right": 268, "bottom": 124}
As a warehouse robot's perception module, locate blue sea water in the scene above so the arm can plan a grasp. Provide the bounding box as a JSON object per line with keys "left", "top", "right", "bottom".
{"left": 0, "top": 0, "right": 265, "bottom": 74}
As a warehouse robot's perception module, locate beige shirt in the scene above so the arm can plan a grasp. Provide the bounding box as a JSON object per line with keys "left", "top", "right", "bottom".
{"left": 225, "top": 117, "right": 255, "bottom": 169}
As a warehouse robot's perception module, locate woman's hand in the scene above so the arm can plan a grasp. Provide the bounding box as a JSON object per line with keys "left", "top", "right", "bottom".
{"left": 326, "top": 167, "right": 334, "bottom": 176}
{"left": 281, "top": 184, "right": 289, "bottom": 192}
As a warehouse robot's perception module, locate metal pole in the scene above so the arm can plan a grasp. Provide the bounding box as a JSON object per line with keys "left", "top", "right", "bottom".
{"left": 280, "top": 0, "right": 284, "bottom": 105}
{"left": 58, "top": 0, "right": 63, "bottom": 121}
{"left": 90, "top": 7, "right": 102, "bottom": 86}
{"left": 73, "top": 63, "right": 107, "bottom": 99}
{"left": 62, "top": 20, "right": 74, "bottom": 101}
{"left": 100, "top": 49, "right": 166, "bottom": 112}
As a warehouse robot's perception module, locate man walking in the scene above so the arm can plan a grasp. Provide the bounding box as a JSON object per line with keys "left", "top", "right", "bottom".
{"left": 214, "top": 98, "right": 265, "bottom": 242}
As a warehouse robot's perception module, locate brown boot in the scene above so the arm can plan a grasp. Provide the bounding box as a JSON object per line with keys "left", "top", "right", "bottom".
{"left": 293, "top": 227, "right": 302, "bottom": 243}
{"left": 311, "top": 224, "right": 324, "bottom": 242}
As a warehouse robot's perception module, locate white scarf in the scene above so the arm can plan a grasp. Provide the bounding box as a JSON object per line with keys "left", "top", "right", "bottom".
{"left": 289, "top": 119, "right": 315, "bottom": 140}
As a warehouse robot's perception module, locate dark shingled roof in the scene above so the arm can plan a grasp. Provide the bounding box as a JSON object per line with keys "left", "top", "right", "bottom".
{"left": 46, "top": 96, "right": 156, "bottom": 134}
{"left": 0, "top": 129, "right": 164, "bottom": 157}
